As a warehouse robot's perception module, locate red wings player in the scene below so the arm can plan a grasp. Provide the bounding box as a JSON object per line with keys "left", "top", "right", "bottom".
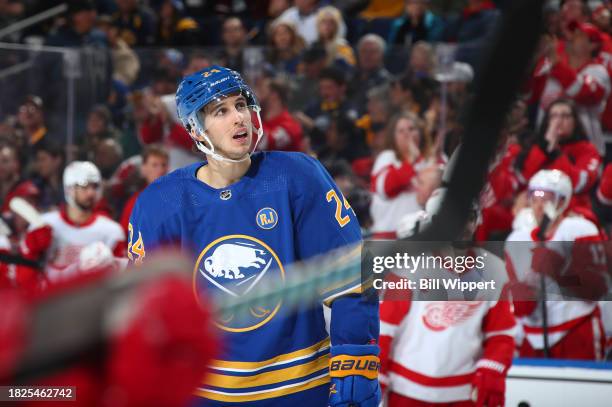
{"left": 381, "top": 190, "right": 516, "bottom": 407}
{"left": 19, "top": 161, "right": 125, "bottom": 285}
{"left": 505, "top": 169, "right": 608, "bottom": 360}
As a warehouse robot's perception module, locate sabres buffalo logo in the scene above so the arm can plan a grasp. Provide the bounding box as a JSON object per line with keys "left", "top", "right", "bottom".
{"left": 193, "top": 235, "right": 284, "bottom": 332}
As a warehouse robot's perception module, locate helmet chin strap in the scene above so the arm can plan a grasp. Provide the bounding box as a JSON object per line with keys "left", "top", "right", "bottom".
{"left": 193, "top": 109, "right": 264, "bottom": 163}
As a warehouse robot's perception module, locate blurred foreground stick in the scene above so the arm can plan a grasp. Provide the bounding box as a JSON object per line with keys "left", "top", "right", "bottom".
{"left": 410, "top": 0, "right": 545, "bottom": 243}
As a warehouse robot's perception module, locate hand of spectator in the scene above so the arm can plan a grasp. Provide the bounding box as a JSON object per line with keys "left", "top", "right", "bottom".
{"left": 544, "top": 120, "right": 561, "bottom": 152}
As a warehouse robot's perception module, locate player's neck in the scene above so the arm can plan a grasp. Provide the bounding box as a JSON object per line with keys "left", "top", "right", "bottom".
{"left": 198, "top": 157, "right": 251, "bottom": 189}
{"left": 66, "top": 205, "right": 93, "bottom": 225}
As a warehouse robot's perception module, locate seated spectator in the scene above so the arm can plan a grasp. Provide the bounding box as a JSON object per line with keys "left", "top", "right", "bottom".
{"left": 93, "top": 138, "right": 124, "bottom": 181}
{"left": 111, "top": 0, "right": 156, "bottom": 46}
{"left": 514, "top": 98, "right": 601, "bottom": 213}
{"left": 155, "top": 0, "right": 201, "bottom": 46}
{"left": 528, "top": 22, "right": 610, "bottom": 156}
{"left": 390, "top": 74, "right": 433, "bottom": 115}
{"left": 257, "top": 77, "right": 304, "bottom": 152}
{"left": 266, "top": 19, "right": 306, "bottom": 74}
{"left": 277, "top": 0, "right": 322, "bottom": 46}
{"left": 317, "top": 112, "right": 369, "bottom": 164}
{"left": 16, "top": 95, "right": 54, "bottom": 148}
{"left": 388, "top": 0, "right": 445, "bottom": 46}
{"left": 406, "top": 40, "right": 436, "bottom": 82}
{"left": 370, "top": 112, "right": 439, "bottom": 238}
{"left": 217, "top": 16, "right": 249, "bottom": 73}
{"left": 348, "top": 34, "right": 393, "bottom": 114}
{"left": 30, "top": 142, "right": 65, "bottom": 212}
{"left": 356, "top": 85, "right": 392, "bottom": 149}
{"left": 77, "top": 104, "right": 123, "bottom": 161}
{"left": 299, "top": 66, "right": 359, "bottom": 151}
{"left": 313, "top": 6, "right": 355, "bottom": 69}
{"left": 46, "top": 0, "right": 106, "bottom": 47}
{"left": 288, "top": 45, "right": 327, "bottom": 111}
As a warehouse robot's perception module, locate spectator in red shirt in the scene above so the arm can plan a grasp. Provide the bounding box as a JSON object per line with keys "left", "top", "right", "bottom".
{"left": 257, "top": 77, "right": 304, "bottom": 152}
{"left": 120, "top": 144, "right": 169, "bottom": 234}
{"left": 515, "top": 98, "right": 601, "bottom": 212}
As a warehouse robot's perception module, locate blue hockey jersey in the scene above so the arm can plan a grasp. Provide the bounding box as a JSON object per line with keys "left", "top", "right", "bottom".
{"left": 128, "top": 151, "right": 378, "bottom": 406}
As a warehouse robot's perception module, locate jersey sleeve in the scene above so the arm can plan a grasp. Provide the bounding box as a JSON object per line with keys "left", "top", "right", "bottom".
{"left": 289, "top": 154, "right": 378, "bottom": 346}
{"left": 290, "top": 154, "right": 363, "bottom": 301}
{"left": 127, "top": 190, "right": 178, "bottom": 266}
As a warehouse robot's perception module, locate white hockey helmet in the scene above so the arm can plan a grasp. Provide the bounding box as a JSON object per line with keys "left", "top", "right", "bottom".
{"left": 63, "top": 161, "right": 102, "bottom": 207}
{"left": 527, "top": 169, "right": 572, "bottom": 219}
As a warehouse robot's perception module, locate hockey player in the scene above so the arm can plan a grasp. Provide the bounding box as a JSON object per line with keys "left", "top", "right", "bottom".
{"left": 128, "top": 66, "right": 380, "bottom": 406}
{"left": 381, "top": 189, "right": 516, "bottom": 407}
{"left": 505, "top": 169, "right": 609, "bottom": 360}
{"left": 20, "top": 161, "right": 126, "bottom": 284}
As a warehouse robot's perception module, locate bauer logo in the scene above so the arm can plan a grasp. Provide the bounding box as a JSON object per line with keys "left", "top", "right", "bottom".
{"left": 256, "top": 207, "right": 278, "bottom": 230}
{"left": 193, "top": 235, "right": 284, "bottom": 332}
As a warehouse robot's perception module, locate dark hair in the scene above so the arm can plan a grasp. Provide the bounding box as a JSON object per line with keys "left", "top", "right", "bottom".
{"left": 33, "top": 140, "right": 65, "bottom": 160}
{"left": 269, "top": 78, "right": 290, "bottom": 105}
{"left": 142, "top": 143, "right": 169, "bottom": 163}
{"left": 318, "top": 66, "right": 346, "bottom": 86}
{"left": 537, "top": 98, "right": 588, "bottom": 142}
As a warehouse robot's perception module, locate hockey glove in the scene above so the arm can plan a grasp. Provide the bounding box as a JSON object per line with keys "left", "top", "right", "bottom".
{"left": 22, "top": 225, "right": 52, "bottom": 260}
{"left": 329, "top": 344, "right": 381, "bottom": 407}
{"left": 530, "top": 245, "right": 564, "bottom": 280}
{"left": 471, "top": 367, "right": 505, "bottom": 407}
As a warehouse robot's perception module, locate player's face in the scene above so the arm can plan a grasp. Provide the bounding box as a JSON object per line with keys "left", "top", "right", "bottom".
{"left": 73, "top": 183, "right": 99, "bottom": 211}
{"left": 528, "top": 189, "right": 561, "bottom": 223}
{"left": 141, "top": 155, "right": 168, "bottom": 184}
{"left": 201, "top": 94, "right": 254, "bottom": 160}
{"left": 548, "top": 103, "right": 575, "bottom": 139}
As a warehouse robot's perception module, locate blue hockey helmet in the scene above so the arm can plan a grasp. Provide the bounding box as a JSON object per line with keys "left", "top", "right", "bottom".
{"left": 175, "top": 66, "right": 263, "bottom": 162}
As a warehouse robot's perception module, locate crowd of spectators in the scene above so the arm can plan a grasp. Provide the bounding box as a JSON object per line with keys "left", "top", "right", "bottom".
{"left": 0, "top": 0, "right": 610, "bottom": 236}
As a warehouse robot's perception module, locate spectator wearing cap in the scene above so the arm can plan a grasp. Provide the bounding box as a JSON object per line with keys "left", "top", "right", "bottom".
{"left": 111, "top": 0, "right": 156, "bottom": 46}
{"left": 16, "top": 95, "right": 51, "bottom": 148}
{"left": 266, "top": 18, "right": 306, "bottom": 74}
{"left": 388, "top": 0, "right": 444, "bottom": 47}
{"left": 155, "top": 0, "right": 200, "bottom": 46}
{"left": 528, "top": 21, "right": 610, "bottom": 156}
{"left": 348, "top": 34, "right": 393, "bottom": 115}
{"left": 277, "top": 0, "right": 322, "bottom": 46}
{"left": 444, "top": 0, "right": 500, "bottom": 66}
{"left": 298, "top": 66, "right": 359, "bottom": 151}
{"left": 313, "top": 6, "right": 355, "bottom": 70}
{"left": 29, "top": 141, "right": 65, "bottom": 212}
{"left": 257, "top": 77, "right": 303, "bottom": 152}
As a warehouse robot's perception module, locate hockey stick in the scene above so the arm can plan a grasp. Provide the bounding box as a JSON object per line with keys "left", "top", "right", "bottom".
{"left": 409, "top": 0, "right": 544, "bottom": 243}
{"left": 8, "top": 197, "right": 45, "bottom": 229}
